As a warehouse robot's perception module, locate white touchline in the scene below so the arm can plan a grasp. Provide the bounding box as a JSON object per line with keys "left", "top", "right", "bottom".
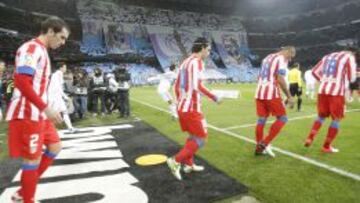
{"left": 223, "top": 108, "right": 360, "bottom": 130}
{"left": 131, "top": 98, "right": 360, "bottom": 182}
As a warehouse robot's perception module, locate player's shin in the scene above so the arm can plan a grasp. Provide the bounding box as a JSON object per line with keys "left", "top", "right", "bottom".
{"left": 263, "top": 116, "right": 287, "bottom": 145}
{"left": 323, "top": 120, "right": 339, "bottom": 149}
{"left": 306, "top": 117, "right": 325, "bottom": 143}
{"left": 297, "top": 98, "right": 302, "bottom": 111}
{"left": 255, "top": 117, "right": 267, "bottom": 143}
{"left": 21, "top": 163, "right": 39, "bottom": 203}
{"left": 37, "top": 149, "right": 58, "bottom": 177}
{"left": 175, "top": 136, "right": 201, "bottom": 163}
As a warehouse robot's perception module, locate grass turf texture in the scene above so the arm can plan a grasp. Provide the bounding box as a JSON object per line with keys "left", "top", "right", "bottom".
{"left": 0, "top": 83, "right": 359, "bottom": 202}
{"left": 130, "top": 83, "right": 360, "bottom": 203}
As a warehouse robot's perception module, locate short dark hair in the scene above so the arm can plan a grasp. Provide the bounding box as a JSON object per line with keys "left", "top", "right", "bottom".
{"left": 169, "top": 64, "right": 176, "bottom": 71}
{"left": 57, "top": 62, "right": 66, "bottom": 69}
{"left": 191, "top": 37, "right": 209, "bottom": 53}
{"left": 40, "top": 16, "right": 70, "bottom": 35}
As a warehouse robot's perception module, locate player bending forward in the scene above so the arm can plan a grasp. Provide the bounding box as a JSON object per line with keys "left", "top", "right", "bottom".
{"left": 254, "top": 46, "right": 296, "bottom": 157}
{"left": 305, "top": 48, "right": 358, "bottom": 153}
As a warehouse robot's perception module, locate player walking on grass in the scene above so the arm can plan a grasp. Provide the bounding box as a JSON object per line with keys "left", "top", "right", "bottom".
{"left": 6, "top": 17, "right": 69, "bottom": 203}
{"left": 254, "top": 46, "right": 296, "bottom": 157}
{"left": 157, "top": 63, "right": 178, "bottom": 119}
{"left": 304, "top": 48, "right": 358, "bottom": 153}
{"left": 167, "top": 37, "right": 221, "bottom": 180}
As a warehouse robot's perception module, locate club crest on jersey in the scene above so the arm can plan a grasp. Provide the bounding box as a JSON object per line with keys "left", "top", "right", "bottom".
{"left": 24, "top": 54, "right": 35, "bottom": 67}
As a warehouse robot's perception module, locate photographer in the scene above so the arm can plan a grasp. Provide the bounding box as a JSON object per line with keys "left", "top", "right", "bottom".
{"left": 89, "top": 67, "right": 107, "bottom": 116}
{"left": 73, "top": 70, "right": 88, "bottom": 119}
{"left": 115, "top": 67, "right": 131, "bottom": 118}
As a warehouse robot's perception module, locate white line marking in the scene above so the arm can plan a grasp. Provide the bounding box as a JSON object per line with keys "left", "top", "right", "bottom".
{"left": 223, "top": 108, "right": 360, "bottom": 130}
{"left": 131, "top": 98, "right": 360, "bottom": 182}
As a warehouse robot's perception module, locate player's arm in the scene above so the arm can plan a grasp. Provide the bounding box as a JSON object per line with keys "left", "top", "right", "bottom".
{"left": 174, "top": 72, "right": 180, "bottom": 100}
{"left": 277, "top": 73, "right": 291, "bottom": 99}
{"left": 311, "top": 58, "right": 324, "bottom": 81}
{"left": 277, "top": 57, "right": 294, "bottom": 107}
{"left": 192, "top": 60, "right": 218, "bottom": 102}
{"left": 15, "top": 48, "right": 47, "bottom": 111}
{"left": 16, "top": 48, "right": 62, "bottom": 124}
{"left": 347, "top": 53, "right": 357, "bottom": 83}
{"left": 14, "top": 73, "right": 47, "bottom": 111}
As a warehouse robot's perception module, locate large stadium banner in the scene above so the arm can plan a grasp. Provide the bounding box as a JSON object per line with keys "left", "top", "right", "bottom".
{"left": 77, "top": 0, "right": 119, "bottom": 56}
{"left": 176, "top": 27, "right": 219, "bottom": 70}
{"left": 80, "top": 20, "right": 106, "bottom": 56}
{"left": 102, "top": 22, "right": 133, "bottom": 54}
{"left": 146, "top": 25, "right": 183, "bottom": 70}
{"left": 129, "top": 24, "right": 155, "bottom": 57}
{"left": 212, "top": 30, "right": 250, "bottom": 69}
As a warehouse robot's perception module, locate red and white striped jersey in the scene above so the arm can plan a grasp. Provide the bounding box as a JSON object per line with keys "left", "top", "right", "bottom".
{"left": 255, "top": 53, "right": 288, "bottom": 100}
{"left": 174, "top": 55, "right": 217, "bottom": 113}
{"left": 312, "top": 51, "right": 357, "bottom": 96}
{"left": 6, "top": 39, "right": 51, "bottom": 121}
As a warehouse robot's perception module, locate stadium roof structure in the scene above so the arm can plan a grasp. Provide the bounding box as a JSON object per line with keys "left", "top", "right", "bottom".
{"left": 115, "top": 0, "right": 355, "bottom": 16}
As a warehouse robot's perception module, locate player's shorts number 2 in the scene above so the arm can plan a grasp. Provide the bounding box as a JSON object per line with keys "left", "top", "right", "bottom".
{"left": 29, "top": 134, "right": 39, "bottom": 154}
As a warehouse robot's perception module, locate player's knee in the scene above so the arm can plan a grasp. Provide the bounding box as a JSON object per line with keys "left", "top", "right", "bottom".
{"left": 21, "top": 163, "right": 39, "bottom": 171}
{"left": 330, "top": 120, "right": 340, "bottom": 129}
{"left": 23, "top": 158, "right": 41, "bottom": 165}
{"left": 47, "top": 143, "right": 62, "bottom": 156}
{"left": 277, "top": 116, "right": 288, "bottom": 123}
{"left": 190, "top": 136, "right": 205, "bottom": 148}
{"left": 44, "top": 148, "right": 59, "bottom": 158}
{"left": 317, "top": 117, "right": 325, "bottom": 124}
{"left": 257, "top": 117, "right": 267, "bottom": 125}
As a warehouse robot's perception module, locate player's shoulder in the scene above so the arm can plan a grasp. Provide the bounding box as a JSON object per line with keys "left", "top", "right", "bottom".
{"left": 18, "top": 39, "right": 43, "bottom": 55}
{"left": 190, "top": 57, "right": 203, "bottom": 68}
{"left": 274, "top": 53, "right": 286, "bottom": 61}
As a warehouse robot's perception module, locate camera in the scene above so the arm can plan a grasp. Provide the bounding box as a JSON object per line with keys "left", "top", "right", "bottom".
{"left": 115, "top": 68, "right": 130, "bottom": 82}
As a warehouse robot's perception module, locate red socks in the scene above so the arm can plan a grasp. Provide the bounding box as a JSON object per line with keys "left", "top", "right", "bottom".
{"left": 307, "top": 120, "right": 323, "bottom": 141}
{"left": 38, "top": 151, "right": 56, "bottom": 177}
{"left": 175, "top": 138, "right": 199, "bottom": 164}
{"left": 183, "top": 156, "right": 194, "bottom": 166}
{"left": 21, "top": 164, "right": 39, "bottom": 203}
{"left": 263, "top": 119, "right": 286, "bottom": 145}
{"left": 323, "top": 127, "right": 338, "bottom": 149}
{"left": 255, "top": 124, "right": 265, "bottom": 144}
{"left": 18, "top": 151, "right": 57, "bottom": 199}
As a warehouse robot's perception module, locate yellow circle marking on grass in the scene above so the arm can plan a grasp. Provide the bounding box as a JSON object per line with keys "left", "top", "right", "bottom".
{"left": 135, "top": 154, "right": 168, "bottom": 166}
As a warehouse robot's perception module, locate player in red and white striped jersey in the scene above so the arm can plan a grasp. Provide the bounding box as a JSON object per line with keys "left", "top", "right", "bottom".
{"left": 6, "top": 39, "right": 51, "bottom": 121}
{"left": 305, "top": 48, "right": 358, "bottom": 153}
{"left": 167, "top": 37, "right": 221, "bottom": 180}
{"left": 254, "top": 46, "right": 296, "bottom": 157}
{"left": 6, "top": 17, "right": 70, "bottom": 203}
